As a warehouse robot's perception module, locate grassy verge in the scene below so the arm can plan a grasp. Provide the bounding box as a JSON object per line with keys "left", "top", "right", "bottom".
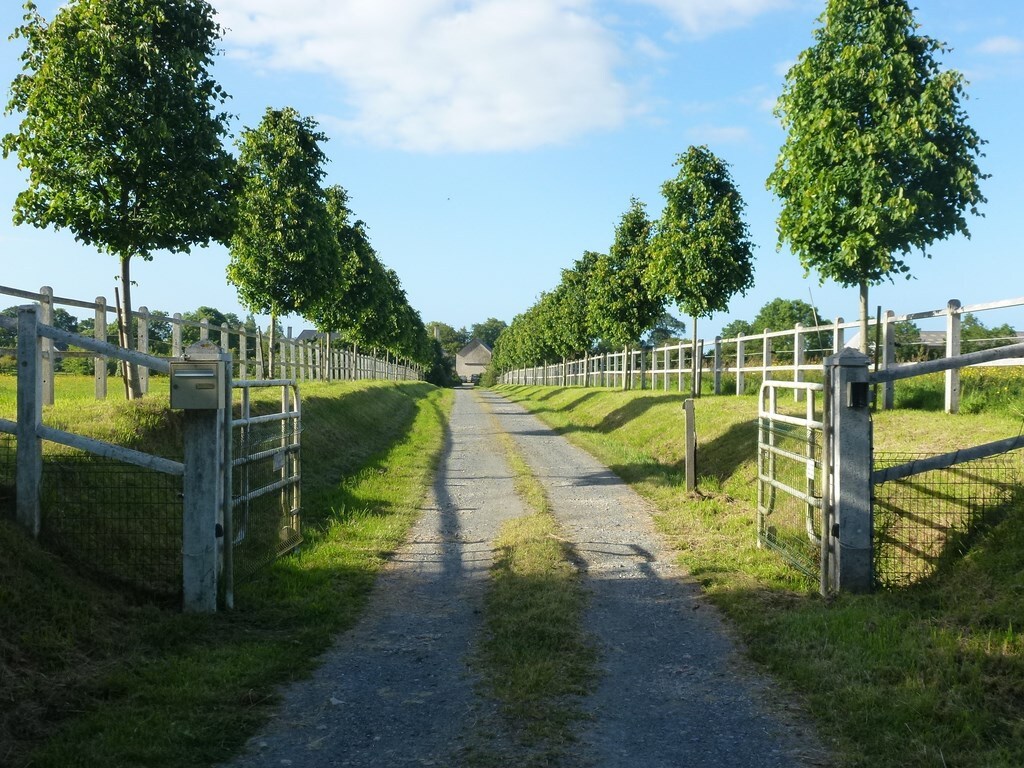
{"left": 1, "top": 376, "right": 452, "bottom": 768}
{"left": 494, "top": 384, "right": 1024, "bottom": 768}
{"left": 470, "top": 395, "right": 596, "bottom": 766}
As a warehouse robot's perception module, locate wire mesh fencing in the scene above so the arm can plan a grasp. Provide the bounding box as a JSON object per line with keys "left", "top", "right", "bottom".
{"left": 0, "top": 432, "right": 14, "bottom": 516}
{"left": 40, "top": 446, "right": 184, "bottom": 595}
{"left": 873, "top": 451, "right": 1023, "bottom": 589}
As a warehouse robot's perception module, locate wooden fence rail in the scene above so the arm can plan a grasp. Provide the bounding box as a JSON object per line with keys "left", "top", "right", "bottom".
{"left": 0, "top": 284, "right": 422, "bottom": 403}
{"left": 499, "top": 296, "right": 1024, "bottom": 414}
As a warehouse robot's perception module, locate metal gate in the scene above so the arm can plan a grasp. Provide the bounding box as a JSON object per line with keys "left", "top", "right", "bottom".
{"left": 229, "top": 379, "right": 302, "bottom": 585}
{"left": 757, "top": 381, "right": 828, "bottom": 583}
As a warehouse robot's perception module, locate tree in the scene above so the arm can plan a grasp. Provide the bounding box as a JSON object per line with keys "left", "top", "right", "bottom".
{"left": 590, "top": 199, "right": 664, "bottom": 350}
{"left": 228, "top": 107, "right": 336, "bottom": 373}
{"left": 0, "top": 306, "right": 20, "bottom": 349}
{"left": 720, "top": 319, "right": 753, "bottom": 340}
{"left": 646, "top": 312, "right": 687, "bottom": 347}
{"left": 892, "top": 320, "right": 927, "bottom": 362}
{"left": 961, "top": 313, "right": 1017, "bottom": 354}
{"left": 549, "top": 251, "right": 601, "bottom": 360}
{"left": 4, "top": 0, "right": 234, "bottom": 398}
{"left": 181, "top": 306, "right": 244, "bottom": 349}
{"left": 651, "top": 146, "right": 755, "bottom": 395}
{"left": 470, "top": 318, "right": 507, "bottom": 349}
{"left": 751, "top": 298, "right": 830, "bottom": 358}
{"left": 767, "top": 0, "right": 987, "bottom": 354}
{"left": 426, "top": 322, "right": 470, "bottom": 359}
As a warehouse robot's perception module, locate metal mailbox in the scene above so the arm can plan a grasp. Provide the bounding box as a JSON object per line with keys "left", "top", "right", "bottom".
{"left": 170, "top": 360, "right": 225, "bottom": 410}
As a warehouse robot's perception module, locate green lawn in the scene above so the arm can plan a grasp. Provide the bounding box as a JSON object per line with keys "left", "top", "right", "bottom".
{"left": 496, "top": 383, "right": 1024, "bottom": 768}
{"left": 1, "top": 376, "right": 453, "bottom": 768}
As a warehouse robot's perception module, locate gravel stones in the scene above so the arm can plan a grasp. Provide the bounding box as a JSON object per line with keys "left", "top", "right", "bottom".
{"left": 225, "top": 387, "right": 826, "bottom": 767}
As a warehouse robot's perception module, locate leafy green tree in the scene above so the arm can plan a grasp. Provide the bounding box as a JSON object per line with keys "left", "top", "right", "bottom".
{"left": 751, "top": 298, "right": 830, "bottom": 357}
{"left": 423, "top": 338, "right": 460, "bottom": 387}
{"left": 548, "top": 251, "right": 600, "bottom": 360}
{"left": 892, "top": 320, "right": 927, "bottom": 362}
{"left": 3, "top": 0, "right": 234, "bottom": 398}
{"left": 646, "top": 312, "right": 687, "bottom": 347}
{"left": 0, "top": 306, "right": 20, "bottom": 349}
{"left": 312, "top": 185, "right": 376, "bottom": 344}
{"left": 650, "top": 146, "right": 754, "bottom": 394}
{"left": 470, "top": 318, "right": 507, "bottom": 349}
{"left": 651, "top": 146, "right": 754, "bottom": 343}
{"left": 961, "top": 313, "right": 1017, "bottom": 354}
{"left": 228, "top": 106, "right": 336, "bottom": 373}
{"left": 48, "top": 308, "right": 77, "bottom": 351}
{"left": 720, "top": 319, "right": 753, "bottom": 340}
{"left": 426, "top": 322, "right": 470, "bottom": 359}
{"left": 590, "top": 199, "right": 664, "bottom": 350}
{"left": 145, "top": 310, "right": 173, "bottom": 356}
{"left": 181, "top": 306, "right": 244, "bottom": 350}
{"left": 767, "top": 0, "right": 987, "bottom": 354}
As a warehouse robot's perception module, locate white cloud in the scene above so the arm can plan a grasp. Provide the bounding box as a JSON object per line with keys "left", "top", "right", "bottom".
{"left": 975, "top": 36, "right": 1024, "bottom": 56}
{"left": 215, "top": 0, "right": 629, "bottom": 153}
{"left": 633, "top": 0, "right": 792, "bottom": 37}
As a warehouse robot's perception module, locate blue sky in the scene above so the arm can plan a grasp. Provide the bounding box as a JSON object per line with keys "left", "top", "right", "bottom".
{"left": 1, "top": 0, "right": 1022, "bottom": 339}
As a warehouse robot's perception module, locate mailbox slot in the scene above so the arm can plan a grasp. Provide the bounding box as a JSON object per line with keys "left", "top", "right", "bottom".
{"left": 170, "top": 361, "right": 225, "bottom": 409}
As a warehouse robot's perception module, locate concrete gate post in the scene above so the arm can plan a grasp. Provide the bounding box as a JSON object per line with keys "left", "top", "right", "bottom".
{"left": 827, "top": 348, "right": 873, "bottom": 593}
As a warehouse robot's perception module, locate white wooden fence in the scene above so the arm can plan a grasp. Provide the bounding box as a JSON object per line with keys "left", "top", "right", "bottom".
{"left": 499, "top": 296, "right": 1024, "bottom": 414}
{"left": 0, "top": 284, "right": 422, "bottom": 403}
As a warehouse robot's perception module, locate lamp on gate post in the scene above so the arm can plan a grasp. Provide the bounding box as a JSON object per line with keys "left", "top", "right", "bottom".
{"left": 171, "top": 341, "right": 230, "bottom": 612}
{"left": 826, "top": 348, "right": 873, "bottom": 593}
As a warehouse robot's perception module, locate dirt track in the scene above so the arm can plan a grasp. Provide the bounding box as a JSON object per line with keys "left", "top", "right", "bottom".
{"left": 225, "top": 386, "right": 825, "bottom": 767}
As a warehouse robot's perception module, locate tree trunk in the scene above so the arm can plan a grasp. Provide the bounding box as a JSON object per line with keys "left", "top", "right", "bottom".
{"left": 120, "top": 254, "right": 143, "bottom": 400}
{"left": 268, "top": 315, "right": 277, "bottom": 378}
{"left": 858, "top": 281, "right": 869, "bottom": 355}
{"left": 690, "top": 315, "right": 699, "bottom": 399}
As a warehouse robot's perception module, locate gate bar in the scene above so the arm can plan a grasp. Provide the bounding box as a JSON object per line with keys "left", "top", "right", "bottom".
{"left": 873, "top": 434, "right": 1024, "bottom": 485}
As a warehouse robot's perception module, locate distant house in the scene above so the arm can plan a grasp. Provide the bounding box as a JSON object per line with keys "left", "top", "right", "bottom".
{"left": 456, "top": 339, "right": 492, "bottom": 381}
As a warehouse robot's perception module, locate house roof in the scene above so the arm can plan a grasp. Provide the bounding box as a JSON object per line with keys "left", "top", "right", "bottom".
{"left": 456, "top": 338, "right": 492, "bottom": 358}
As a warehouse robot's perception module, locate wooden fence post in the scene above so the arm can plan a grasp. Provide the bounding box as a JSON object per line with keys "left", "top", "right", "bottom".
{"left": 945, "top": 299, "right": 962, "bottom": 414}
{"left": 762, "top": 329, "right": 772, "bottom": 385}
{"left": 695, "top": 339, "right": 704, "bottom": 397}
{"left": 833, "top": 317, "right": 845, "bottom": 354}
{"left": 713, "top": 336, "right": 722, "bottom": 395}
{"left": 199, "top": 318, "right": 209, "bottom": 342}
{"left": 881, "top": 310, "right": 896, "bottom": 410}
{"left": 180, "top": 348, "right": 230, "bottom": 613}
{"left": 827, "top": 348, "right": 873, "bottom": 593}
{"left": 683, "top": 398, "right": 696, "bottom": 492}
{"left": 95, "top": 297, "right": 108, "bottom": 400}
{"left": 137, "top": 307, "right": 150, "bottom": 394}
{"left": 16, "top": 305, "right": 42, "bottom": 537}
{"left": 39, "top": 286, "right": 54, "bottom": 406}
{"left": 220, "top": 323, "right": 230, "bottom": 363}
{"left": 172, "top": 313, "right": 183, "bottom": 358}
{"left": 679, "top": 343, "right": 685, "bottom": 393}
{"left": 736, "top": 337, "right": 745, "bottom": 395}
{"left": 238, "top": 328, "right": 249, "bottom": 380}
{"left": 794, "top": 323, "right": 805, "bottom": 402}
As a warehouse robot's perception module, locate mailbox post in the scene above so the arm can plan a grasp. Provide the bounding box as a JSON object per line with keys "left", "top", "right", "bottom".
{"left": 171, "top": 342, "right": 230, "bottom": 612}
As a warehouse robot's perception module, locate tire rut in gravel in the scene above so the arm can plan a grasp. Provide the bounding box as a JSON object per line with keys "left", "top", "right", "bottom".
{"left": 479, "top": 389, "right": 829, "bottom": 768}
{"left": 224, "top": 387, "right": 527, "bottom": 767}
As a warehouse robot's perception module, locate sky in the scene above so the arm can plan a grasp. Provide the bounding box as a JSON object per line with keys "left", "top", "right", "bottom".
{"left": 1, "top": 0, "right": 1022, "bottom": 341}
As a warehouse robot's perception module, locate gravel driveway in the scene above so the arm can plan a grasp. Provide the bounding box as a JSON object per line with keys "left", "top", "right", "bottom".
{"left": 225, "top": 386, "right": 826, "bottom": 767}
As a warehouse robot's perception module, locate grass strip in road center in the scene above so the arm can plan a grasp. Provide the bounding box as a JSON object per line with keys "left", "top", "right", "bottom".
{"left": 469, "top": 393, "right": 597, "bottom": 766}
